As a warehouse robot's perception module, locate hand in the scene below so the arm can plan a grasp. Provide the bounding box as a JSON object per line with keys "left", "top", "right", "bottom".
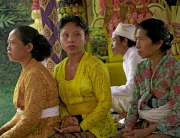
{"left": 61, "top": 115, "right": 79, "bottom": 128}
{"left": 122, "top": 123, "right": 157, "bottom": 138}
{"left": 54, "top": 125, "right": 81, "bottom": 133}
{"left": 0, "top": 128, "right": 6, "bottom": 136}
{"left": 123, "top": 128, "right": 150, "bottom": 138}
{"left": 122, "top": 124, "right": 133, "bottom": 136}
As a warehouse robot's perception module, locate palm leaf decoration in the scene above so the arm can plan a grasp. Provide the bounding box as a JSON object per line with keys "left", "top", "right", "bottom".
{"left": 0, "top": 5, "right": 15, "bottom": 29}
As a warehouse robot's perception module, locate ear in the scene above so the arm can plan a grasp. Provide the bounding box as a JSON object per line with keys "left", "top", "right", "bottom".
{"left": 122, "top": 38, "right": 128, "bottom": 45}
{"left": 85, "top": 35, "right": 89, "bottom": 44}
{"left": 155, "top": 40, "right": 163, "bottom": 49}
{"left": 26, "top": 43, "right": 33, "bottom": 53}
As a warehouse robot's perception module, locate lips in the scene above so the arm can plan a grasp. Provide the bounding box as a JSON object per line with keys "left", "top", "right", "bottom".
{"left": 7, "top": 50, "right": 12, "bottom": 55}
{"left": 68, "top": 45, "right": 75, "bottom": 48}
{"left": 68, "top": 45, "right": 76, "bottom": 51}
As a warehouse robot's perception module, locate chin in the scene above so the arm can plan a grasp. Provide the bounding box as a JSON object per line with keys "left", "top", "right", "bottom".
{"left": 140, "top": 55, "right": 146, "bottom": 59}
{"left": 9, "top": 59, "right": 14, "bottom": 61}
{"left": 8, "top": 58, "right": 17, "bottom": 62}
{"left": 7, "top": 56, "right": 12, "bottom": 61}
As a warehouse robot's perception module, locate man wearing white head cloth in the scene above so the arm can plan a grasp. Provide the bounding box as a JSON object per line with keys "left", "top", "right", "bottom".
{"left": 111, "top": 23, "right": 143, "bottom": 114}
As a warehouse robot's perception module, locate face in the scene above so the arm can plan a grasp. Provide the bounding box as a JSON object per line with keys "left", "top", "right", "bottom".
{"left": 59, "top": 22, "right": 87, "bottom": 55}
{"left": 7, "top": 30, "right": 28, "bottom": 62}
{"left": 135, "top": 29, "right": 160, "bottom": 59}
{"left": 111, "top": 33, "right": 127, "bottom": 55}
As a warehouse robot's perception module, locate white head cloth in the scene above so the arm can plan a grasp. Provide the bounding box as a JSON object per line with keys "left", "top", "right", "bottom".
{"left": 113, "top": 23, "right": 136, "bottom": 42}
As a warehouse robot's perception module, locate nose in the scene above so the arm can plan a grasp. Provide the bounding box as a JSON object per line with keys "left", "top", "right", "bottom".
{"left": 135, "top": 44, "right": 138, "bottom": 49}
{"left": 68, "top": 35, "right": 75, "bottom": 43}
{"left": 135, "top": 41, "right": 139, "bottom": 49}
{"left": 7, "top": 44, "right": 10, "bottom": 51}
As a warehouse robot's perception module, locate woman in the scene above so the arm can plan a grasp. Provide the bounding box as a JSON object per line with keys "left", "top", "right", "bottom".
{"left": 0, "top": 26, "right": 61, "bottom": 138}
{"left": 52, "top": 14, "right": 117, "bottom": 138}
{"left": 113, "top": 18, "right": 180, "bottom": 138}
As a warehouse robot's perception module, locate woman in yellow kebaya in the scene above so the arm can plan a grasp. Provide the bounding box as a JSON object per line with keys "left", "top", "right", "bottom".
{"left": 52, "top": 14, "right": 117, "bottom": 138}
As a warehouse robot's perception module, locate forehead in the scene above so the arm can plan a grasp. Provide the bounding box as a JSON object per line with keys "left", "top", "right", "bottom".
{"left": 112, "top": 33, "right": 120, "bottom": 39}
{"left": 8, "top": 30, "right": 19, "bottom": 40}
{"left": 61, "top": 22, "right": 82, "bottom": 32}
{"left": 136, "top": 29, "right": 147, "bottom": 36}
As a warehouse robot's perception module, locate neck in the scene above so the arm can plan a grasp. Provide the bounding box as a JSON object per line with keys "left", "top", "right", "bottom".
{"left": 150, "top": 51, "right": 164, "bottom": 72}
{"left": 121, "top": 45, "right": 129, "bottom": 56}
{"left": 67, "top": 51, "right": 84, "bottom": 65}
{"left": 20, "top": 56, "right": 33, "bottom": 69}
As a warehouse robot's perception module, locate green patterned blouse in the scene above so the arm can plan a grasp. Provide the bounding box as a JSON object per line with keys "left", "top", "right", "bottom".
{"left": 126, "top": 54, "right": 180, "bottom": 137}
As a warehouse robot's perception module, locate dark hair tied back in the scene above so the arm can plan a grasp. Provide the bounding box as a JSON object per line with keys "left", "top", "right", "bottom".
{"left": 15, "top": 26, "right": 52, "bottom": 61}
{"left": 31, "top": 33, "right": 52, "bottom": 61}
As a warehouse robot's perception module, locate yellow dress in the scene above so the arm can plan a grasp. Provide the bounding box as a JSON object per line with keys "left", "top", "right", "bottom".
{"left": 1, "top": 58, "right": 61, "bottom": 138}
{"left": 54, "top": 52, "right": 117, "bottom": 138}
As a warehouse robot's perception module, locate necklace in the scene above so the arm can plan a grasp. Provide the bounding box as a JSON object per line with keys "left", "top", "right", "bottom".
{"left": 68, "top": 62, "right": 79, "bottom": 72}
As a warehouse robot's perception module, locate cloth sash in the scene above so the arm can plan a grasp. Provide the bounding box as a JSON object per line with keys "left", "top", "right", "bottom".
{"left": 138, "top": 102, "right": 171, "bottom": 122}
{"left": 17, "top": 105, "right": 59, "bottom": 119}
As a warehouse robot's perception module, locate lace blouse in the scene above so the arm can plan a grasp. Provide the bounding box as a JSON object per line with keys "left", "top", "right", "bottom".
{"left": 1, "top": 58, "right": 61, "bottom": 138}
{"left": 54, "top": 52, "right": 117, "bottom": 138}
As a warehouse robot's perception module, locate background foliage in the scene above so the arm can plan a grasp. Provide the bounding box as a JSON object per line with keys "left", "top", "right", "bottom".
{"left": 0, "top": 0, "right": 33, "bottom": 87}
{"left": 0, "top": 0, "right": 33, "bottom": 126}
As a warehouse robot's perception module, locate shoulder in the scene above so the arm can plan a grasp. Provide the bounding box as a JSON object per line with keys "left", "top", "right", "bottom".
{"left": 126, "top": 54, "right": 143, "bottom": 68}
{"left": 85, "top": 53, "right": 107, "bottom": 68}
{"left": 83, "top": 52, "right": 109, "bottom": 73}
{"left": 54, "top": 58, "right": 67, "bottom": 72}
{"left": 23, "top": 63, "right": 56, "bottom": 87}
{"left": 27, "top": 62, "right": 51, "bottom": 77}
{"left": 136, "top": 58, "right": 149, "bottom": 69}
{"left": 126, "top": 47, "right": 142, "bottom": 61}
{"left": 165, "top": 55, "right": 180, "bottom": 68}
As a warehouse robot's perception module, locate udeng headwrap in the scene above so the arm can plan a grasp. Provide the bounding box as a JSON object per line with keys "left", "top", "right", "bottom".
{"left": 113, "top": 23, "right": 136, "bottom": 42}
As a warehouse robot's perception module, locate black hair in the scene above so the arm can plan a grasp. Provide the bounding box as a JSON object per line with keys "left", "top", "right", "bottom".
{"left": 57, "top": 14, "right": 89, "bottom": 36}
{"left": 13, "top": 26, "right": 52, "bottom": 61}
{"left": 136, "top": 18, "right": 174, "bottom": 53}
{"left": 119, "top": 36, "right": 136, "bottom": 47}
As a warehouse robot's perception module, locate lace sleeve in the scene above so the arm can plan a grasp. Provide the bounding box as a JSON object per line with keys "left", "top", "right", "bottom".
{"left": 80, "top": 61, "right": 112, "bottom": 131}
{"left": 2, "top": 112, "right": 19, "bottom": 132}
{"left": 54, "top": 63, "right": 69, "bottom": 119}
{"left": 1, "top": 70, "right": 47, "bottom": 137}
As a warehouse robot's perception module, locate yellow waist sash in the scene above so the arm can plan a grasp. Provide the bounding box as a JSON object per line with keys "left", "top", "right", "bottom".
{"left": 66, "top": 101, "right": 97, "bottom": 115}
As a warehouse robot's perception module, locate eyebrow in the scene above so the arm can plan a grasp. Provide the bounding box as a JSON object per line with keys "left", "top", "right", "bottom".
{"left": 62, "top": 30, "right": 81, "bottom": 33}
